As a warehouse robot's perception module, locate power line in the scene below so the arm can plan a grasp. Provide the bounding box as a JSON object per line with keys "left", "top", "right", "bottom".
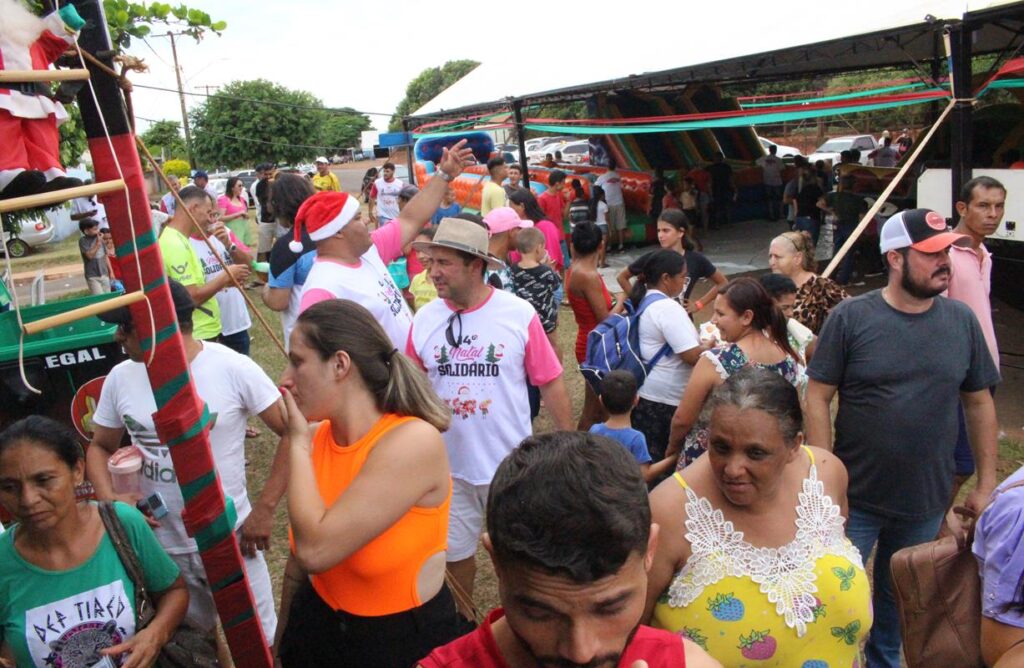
{"left": 135, "top": 115, "right": 352, "bottom": 151}
{"left": 132, "top": 82, "right": 416, "bottom": 120}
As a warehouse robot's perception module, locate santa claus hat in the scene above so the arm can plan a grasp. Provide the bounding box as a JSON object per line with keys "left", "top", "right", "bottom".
{"left": 290, "top": 191, "right": 360, "bottom": 252}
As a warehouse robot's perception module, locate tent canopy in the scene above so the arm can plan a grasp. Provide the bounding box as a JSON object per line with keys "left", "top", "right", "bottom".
{"left": 411, "top": 0, "right": 1024, "bottom": 121}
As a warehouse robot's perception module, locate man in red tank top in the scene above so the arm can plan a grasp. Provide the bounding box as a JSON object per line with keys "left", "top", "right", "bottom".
{"left": 417, "top": 432, "right": 721, "bottom": 668}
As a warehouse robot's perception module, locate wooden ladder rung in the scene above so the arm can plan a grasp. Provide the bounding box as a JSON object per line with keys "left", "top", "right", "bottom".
{"left": 0, "top": 179, "right": 126, "bottom": 214}
{"left": 0, "top": 69, "right": 91, "bottom": 83}
{"left": 22, "top": 291, "right": 147, "bottom": 336}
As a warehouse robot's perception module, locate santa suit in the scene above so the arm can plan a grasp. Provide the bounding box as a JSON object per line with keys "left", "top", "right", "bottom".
{"left": 0, "top": 9, "right": 76, "bottom": 192}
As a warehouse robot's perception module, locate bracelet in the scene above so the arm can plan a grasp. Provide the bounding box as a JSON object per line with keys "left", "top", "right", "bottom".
{"left": 695, "top": 300, "right": 704, "bottom": 310}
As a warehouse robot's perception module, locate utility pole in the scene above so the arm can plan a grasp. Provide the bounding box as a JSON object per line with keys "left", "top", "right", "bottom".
{"left": 159, "top": 31, "right": 195, "bottom": 170}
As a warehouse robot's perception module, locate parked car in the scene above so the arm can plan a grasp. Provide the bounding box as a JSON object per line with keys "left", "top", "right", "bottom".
{"left": 808, "top": 134, "right": 878, "bottom": 165}
{"left": 560, "top": 141, "right": 591, "bottom": 165}
{"left": 2, "top": 216, "right": 55, "bottom": 258}
{"left": 758, "top": 137, "right": 802, "bottom": 158}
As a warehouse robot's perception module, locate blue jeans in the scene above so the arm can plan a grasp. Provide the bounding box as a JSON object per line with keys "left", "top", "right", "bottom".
{"left": 846, "top": 506, "right": 945, "bottom": 668}
{"left": 831, "top": 224, "right": 857, "bottom": 285}
{"left": 218, "top": 330, "right": 251, "bottom": 356}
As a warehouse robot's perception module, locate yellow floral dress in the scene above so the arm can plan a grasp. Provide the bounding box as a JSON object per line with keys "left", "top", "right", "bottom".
{"left": 652, "top": 448, "right": 872, "bottom": 667}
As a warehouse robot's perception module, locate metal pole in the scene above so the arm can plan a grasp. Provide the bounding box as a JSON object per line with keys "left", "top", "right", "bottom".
{"left": 402, "top": 117, "right": 415, "bottom": 186}
{"left": 948, "top": 22, "right": 973, "bottom": 222}
{"left": 168, "top": 32, "right": 195, "bottom": 170}
{"left": 513, "top": 99, "right": 529, "bottom": 188}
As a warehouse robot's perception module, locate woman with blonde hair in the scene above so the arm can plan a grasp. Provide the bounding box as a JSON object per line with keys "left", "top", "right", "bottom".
{"left": 276, "top": 299, "right": 461, "bottom": 667}
{"left": 768, "top": 230, "right": 847, "bottom": 334}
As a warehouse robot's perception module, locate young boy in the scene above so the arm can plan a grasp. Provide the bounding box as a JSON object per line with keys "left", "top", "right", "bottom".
{"left": 509, "top": 227, "right": 561, "bottom": 351}
{"left": 590, "top": 370, "right": 677, "bottom": 483}
{"left": 408, "top": 227, "right": 438, "bottom": 311}
{"left": 78, "top": 218, "right": 110, "bottom": 295}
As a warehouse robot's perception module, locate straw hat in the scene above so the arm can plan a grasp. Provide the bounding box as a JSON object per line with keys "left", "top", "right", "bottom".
{"left": 412, "top": 217, "right": 505, "bottom": 269}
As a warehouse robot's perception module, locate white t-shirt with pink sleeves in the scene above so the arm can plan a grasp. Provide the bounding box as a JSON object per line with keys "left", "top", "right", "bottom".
{"left": 298, "top": 223, "right": 413, "bottom": 348}
{"left": 407, "top": 288, "right": 562, "bottom": 484}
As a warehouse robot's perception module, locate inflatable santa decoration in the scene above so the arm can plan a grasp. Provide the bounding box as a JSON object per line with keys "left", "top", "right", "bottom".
{"left": 0, "top": 0, "right": 86, "bottom": 200}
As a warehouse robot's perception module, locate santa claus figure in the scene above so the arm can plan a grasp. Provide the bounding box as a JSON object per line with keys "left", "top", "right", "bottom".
{"left": 0, "top": 0, "right": 86, "bottom": 200}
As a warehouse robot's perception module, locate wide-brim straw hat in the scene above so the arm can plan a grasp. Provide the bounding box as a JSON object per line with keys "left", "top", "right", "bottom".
{"left": 412, "top": 217, "right": 505, "bottom": 269}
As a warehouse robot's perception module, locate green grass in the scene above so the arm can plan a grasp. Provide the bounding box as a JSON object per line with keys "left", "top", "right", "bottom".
{"left": 5, "top": 235, "right": 82, "bottom": 274}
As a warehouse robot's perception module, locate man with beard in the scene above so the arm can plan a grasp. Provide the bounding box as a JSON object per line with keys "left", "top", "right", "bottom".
{"left": 805, "top": 208, "right": 1001, "bottom": 668}
{"left": 416, "top": 431, "right": 719, "bottom": 668}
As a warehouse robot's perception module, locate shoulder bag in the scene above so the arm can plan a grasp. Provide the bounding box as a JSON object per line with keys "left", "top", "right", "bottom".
{"left": 97, "top": 501, "right": 219, "bottom": 668}
{"left": 890, "top": 480, "right": 1024, "bottom": 668}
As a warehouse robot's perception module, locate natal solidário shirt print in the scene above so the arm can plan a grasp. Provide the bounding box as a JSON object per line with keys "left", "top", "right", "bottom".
{"left": 407, "top": 288, "right": 562, "bottom": 484}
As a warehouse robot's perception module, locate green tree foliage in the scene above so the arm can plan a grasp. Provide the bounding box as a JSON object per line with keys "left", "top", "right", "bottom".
{"left": 102, "top": 0, "right": 226, "bottom": 50}
{"left": 163, "top": 159, "right": 191, "bottom": 178}
{"left": 389, "top": 60, "right": 480, "bottom": 131}
{"left": 59, "top": 105, "right": 88, "bottom": 169}
{"left": 321, "top": 109, "right": 372, "bottom": 152}
{"left": 189, "top": 79, "right": 325, "bottom": 167}
{"left": 139, "top": 120, "right": 187, "bottom": 161}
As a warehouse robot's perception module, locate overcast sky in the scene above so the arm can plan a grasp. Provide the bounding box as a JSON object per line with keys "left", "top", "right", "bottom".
{"left": 126, "top": 0, "right": 971, "bottom": 135}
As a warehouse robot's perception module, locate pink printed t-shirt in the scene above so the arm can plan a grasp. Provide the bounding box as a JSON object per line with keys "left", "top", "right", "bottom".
{"left": 406, "top": 287, "right": 562, "bottom": 484}
{"left": 946, "top": 243, "right": 998, "bottom": 366}
{"left": 298, "top": 223, "right": 413, "bottom": 348}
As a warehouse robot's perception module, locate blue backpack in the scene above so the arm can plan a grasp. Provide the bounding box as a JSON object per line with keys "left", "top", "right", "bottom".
{"left": 580, "top": 292, "right": 672, "bottom": 394}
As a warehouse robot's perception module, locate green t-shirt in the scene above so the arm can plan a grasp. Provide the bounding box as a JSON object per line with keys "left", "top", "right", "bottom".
{"left": 0, "top": 502, "right": 180, "bottom": 668}
{"left": 159, "top": 226, "right": 222, "bottom": 340}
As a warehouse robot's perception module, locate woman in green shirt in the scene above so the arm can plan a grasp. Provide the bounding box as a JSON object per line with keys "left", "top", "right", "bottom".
{"left": 0, "top": 416, "right": 187, "bottom": 668}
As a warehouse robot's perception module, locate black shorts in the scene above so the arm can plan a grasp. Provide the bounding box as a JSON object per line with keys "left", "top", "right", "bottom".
{"left": 278, "top": 581, "right": 462, "bottom": 667}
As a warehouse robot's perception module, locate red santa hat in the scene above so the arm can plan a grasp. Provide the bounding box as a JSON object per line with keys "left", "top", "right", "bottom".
{"left": 290, "top": 191, "right": 360, "bottom": 252}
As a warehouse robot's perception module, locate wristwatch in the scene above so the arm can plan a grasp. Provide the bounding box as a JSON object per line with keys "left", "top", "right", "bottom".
{"left": 227, "top": 243, "right": 238, "bottom": 255}
{"left": 438, "top": 170, "right": 454, "bottom": 183}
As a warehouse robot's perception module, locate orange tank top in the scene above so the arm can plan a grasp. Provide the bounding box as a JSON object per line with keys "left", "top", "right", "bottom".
{"left": 307, "top": 414, "right": 451, "bottom": 616}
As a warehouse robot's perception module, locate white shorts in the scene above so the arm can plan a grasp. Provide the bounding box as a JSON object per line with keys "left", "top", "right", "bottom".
{"left": 257, "top": 222, "right": 277, "bottom": 254}
{"left": 447, "top": 478, "right": 490, "bottom": 561}
{"left": 171, "top": 543, "right": 277, "bottom": 643}
{"left": 607, "top": 204, "right": 627, "bottom": 230}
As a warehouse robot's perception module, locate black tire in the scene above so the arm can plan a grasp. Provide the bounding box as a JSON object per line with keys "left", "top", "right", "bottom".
{"left": 6, "top": 238, "right": 29, "bottom": 258}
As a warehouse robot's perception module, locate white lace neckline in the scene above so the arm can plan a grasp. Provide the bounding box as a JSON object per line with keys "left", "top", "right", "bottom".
{"left": 665, "top": 462, "right": 863, "bottom": 637}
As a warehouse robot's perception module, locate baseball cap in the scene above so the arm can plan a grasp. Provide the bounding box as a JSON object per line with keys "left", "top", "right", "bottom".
{"left": 315, "top": 156, "right": 328, "bottom": 164}
{"left": 193, "top": 170, "right": 208, "bottom": 179}
{"left": 99, "top": 279, "right": 209, "bottom": 328}
{"left": 398, "top": 184, "right": 420, "bottom": 201}
{"left": 483, "top": 206, "right": 533, "bottom": 236}
{"left": 878, "top": 208, "right": 970, "bottom": 254}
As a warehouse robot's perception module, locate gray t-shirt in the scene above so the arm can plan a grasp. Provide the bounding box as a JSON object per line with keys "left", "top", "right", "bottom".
{"left": 807, "top": 290, "right": 1000, "bottom": 520}
{"left": 79, "top": 234, "right": 108, "bottom": 279}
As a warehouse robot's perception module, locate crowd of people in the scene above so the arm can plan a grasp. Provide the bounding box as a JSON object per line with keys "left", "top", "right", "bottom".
{"left": 1, "top": 139, "right": 1018, "bottom": 668}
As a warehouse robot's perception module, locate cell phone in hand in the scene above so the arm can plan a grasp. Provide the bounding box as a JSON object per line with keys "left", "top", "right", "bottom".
{"left": 136, "top": 492, "right": 169, "bottom": 520}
